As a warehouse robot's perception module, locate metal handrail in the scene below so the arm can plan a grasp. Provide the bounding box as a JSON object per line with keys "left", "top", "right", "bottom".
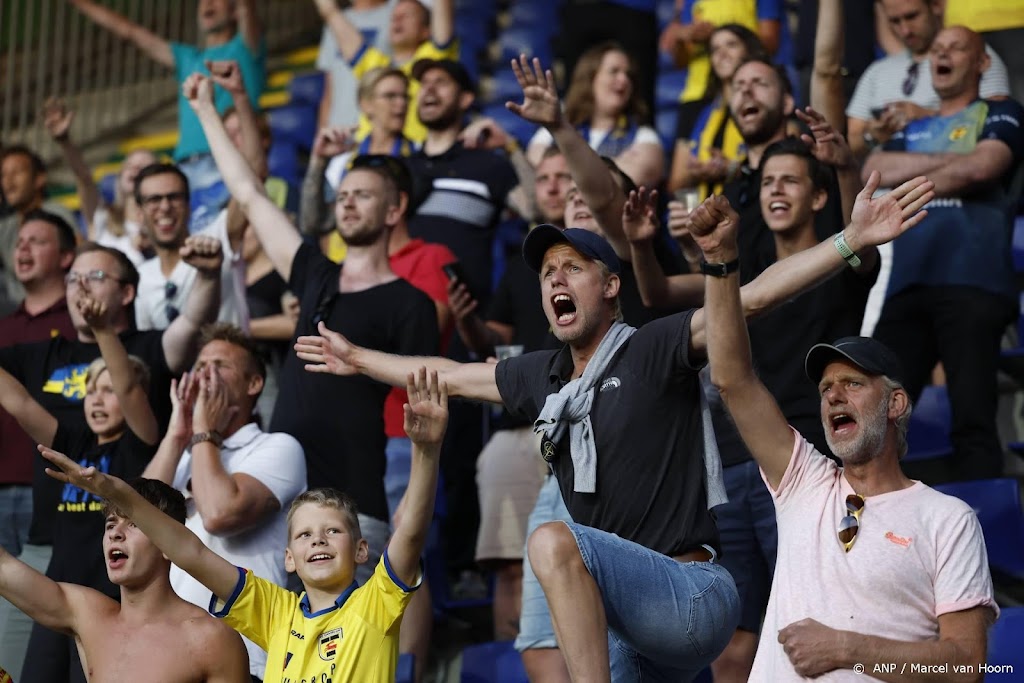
{"left": 0, "top": 0, "right": 321, "bottom": 158}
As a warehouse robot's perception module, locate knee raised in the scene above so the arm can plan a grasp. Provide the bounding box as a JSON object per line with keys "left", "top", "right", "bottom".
{"left": 527, "top": 522, "right": 581, "bottom": 577}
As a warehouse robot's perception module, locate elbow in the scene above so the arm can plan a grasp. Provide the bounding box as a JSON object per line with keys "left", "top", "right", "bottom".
{"left": 200, "top": 510, "right": 249, "bottom": 537}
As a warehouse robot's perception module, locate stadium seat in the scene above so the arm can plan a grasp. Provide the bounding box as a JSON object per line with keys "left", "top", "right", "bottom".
{"left": 479, "top": 103, "right": 539, "bottom": 148}
{"left": 267, "top": 104, "right": 317, "bottom": 151}
{"left": 507, "top": 3, "right": 561, "bottom": 31}
{"left": 987, "top": 607, "right": 1024, "bottom": 681}
{"left": 287, "top": 71, "right": 325, "bottom": 107}
{"left": 655, "top": 106, "right": 679, "bottom": 151}
{"left": 98, "top": 172, "right": 117, "bottom": 206}
{"left": 487, "top": 71, "right": 525, "bottom": 106}
{"left": 461, "top": 641, "right": 528, "bottom": 683}
{"left": 934, "top": 478, "right": 1024, "bottom": 581}
{"left": 903, "top": 385, "right": 953, "bottom": 462}
{"left": 396, "top": 653, "right": 415, "bottom": 683}
{"left": 266, "top": 140, "right": 299, "bottom": 187}
{"left": 498, "top": 27, "right": 553, "bottom": 66}
{"left": 656, "top": 70, "right": 687, "bottom": 110}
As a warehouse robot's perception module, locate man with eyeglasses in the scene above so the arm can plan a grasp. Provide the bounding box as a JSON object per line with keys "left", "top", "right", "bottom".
{"left": 861, "top": 26, "right": 1024, "bottom": 484}
{"left": 698, "top": 183, "right": 997, "bottom": 682}
{"left": 133, "top": 162, "right": 248, "bottom": 332}
{"left": 0, "top": 239, "right": 223, "bottom": 678}
{"left": 847, "top": 0, "right": 1009, "bottom": 158}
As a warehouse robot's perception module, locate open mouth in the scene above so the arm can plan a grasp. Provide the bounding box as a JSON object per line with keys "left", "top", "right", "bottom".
{"left": 935, "top": 64, "right": 953, "bottom": 76}
{"left": 108, "top": 549, "right": 128, "bottom": 568}
{"left": 768, "top": 201, "right": 790, "bottom": 215}
{"left": 551, "top": 293, "right": 577, "bottom": 325}
{"left": 829, "top": 412, "right": 857, "bottom": 436}
{"left": 308, "top": 553, "right": 333, "bottom": 564}
{"left": 571, "top": 210, "right": 593, "bottom": 224}
{"left": 90, "top": 411, "right": 109, "bottom": 420}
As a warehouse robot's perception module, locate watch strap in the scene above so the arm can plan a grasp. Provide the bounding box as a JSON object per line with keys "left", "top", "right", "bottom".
{"left": 189, "top": 431, "right": 224, "bottom": 449}
{"left": 699, "top": 258, "right": 740, "bottom": 278}
{"left": 833, "top": 232, "right": 862, "bottom": 268}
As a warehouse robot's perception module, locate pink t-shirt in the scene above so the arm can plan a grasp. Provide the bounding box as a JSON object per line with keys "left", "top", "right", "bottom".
{"left": 750, "top": 429, "right": 997, "bottom": 682}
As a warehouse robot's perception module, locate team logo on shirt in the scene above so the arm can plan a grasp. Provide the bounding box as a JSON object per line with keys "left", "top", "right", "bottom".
{"left": 42, "top": 363, "right": 90, "bottom": 400}
{"left": 599, "top": 377, "right": 621, "bottom": 392}
{"left": 948, "top": 125, "right": 968, "bottom": 142}
{"left": 317, "top": 628, "right": 343, "bottom": 660}
{"left": 885, "top": 531, "right": 912, "bottom": 548}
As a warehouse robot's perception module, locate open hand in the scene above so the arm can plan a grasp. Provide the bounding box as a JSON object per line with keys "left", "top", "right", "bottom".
{"left": 192, "top": 365, "right": 237, "bottom": 435}
{"left": 403, "top": 367, "right": 449, "bottom": 450}
{"left": 205, "top": 59, "right": 245, "bottom": 95}
{"left": 312, "top": 126, "right": 357, "bottom": 160}
{"left": 40, "top": 444, "right": 119, "bottom": 500}
{"left": 847, "top": 172, "right": 934, "bottom": 251}
{"left": 778, "top": 618, "right": 845, "bottom": 678}
{"left": 180, "top": 235, "right": 224, "bottom": 275}
{"left": 506, "top": 55, "right": 562, "bottom": 128}
{"left": 168, "top": 372, "right": 198, "bottom": 442}
{"left": 182, "top": 73, "right": 215, "bottom": 112}
{"left": 687, "top": 194, "right": 740, "bottom": 260}
{"left": 622, "top": 187, "right": 659, "bottom": 243}
{"left": 294, "top": 321, "right": 360, "bottom": 375}
{"left": 42, "top": 97, "right": 74, "bottom": 140}
{"left": 796, "top": 107, "right": 853, "bottom": 170}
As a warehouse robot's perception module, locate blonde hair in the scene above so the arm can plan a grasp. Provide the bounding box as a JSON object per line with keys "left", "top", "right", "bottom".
{"left": 85, "top": 354, "right": 151, "bottom": 394}
{"left": 286, "top": 488, "right": 362, "bottom": 539}
{"left": 358, "top": 67, "right": 409, "bottom": 105}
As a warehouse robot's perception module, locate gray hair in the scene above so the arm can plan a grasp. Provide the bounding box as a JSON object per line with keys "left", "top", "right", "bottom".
{"left": 881, "top": 376, "right": 913, "bottom": 458}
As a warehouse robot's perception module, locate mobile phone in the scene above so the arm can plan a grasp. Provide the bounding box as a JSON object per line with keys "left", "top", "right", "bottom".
{"left": 443, "top": 262, "right": 468, "bottom": 283}
{"left": 870, "top": 106, "right": 886, "bottom": 119}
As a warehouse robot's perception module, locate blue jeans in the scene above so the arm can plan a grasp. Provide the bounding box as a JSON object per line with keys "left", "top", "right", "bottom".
{"left": 0, "top": 485, "right": 31, "bottom": 556}
{"left": 564, "top": 522, "right": 740, "bottom": 682}
{"left": 515, "top": 475, "right": 573, "bottom": 652}
{"left": 384, "top": 436, "right": 412, "bottom": 523}
{"left": 715, "top": 459, "right": 777, "bottom": 633}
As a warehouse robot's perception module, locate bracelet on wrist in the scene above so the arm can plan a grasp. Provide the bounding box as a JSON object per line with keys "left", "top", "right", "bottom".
{"left": 833, "top": 232, "right": 862, "bottom": 268}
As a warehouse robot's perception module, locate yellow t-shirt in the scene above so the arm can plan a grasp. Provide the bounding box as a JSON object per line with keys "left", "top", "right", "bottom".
{"left": 214, "top": 555, "right": 418, "bottom": 683}
{"left": 351, "top": 40, "right": 459, "bottom": 143}
{"left": 945, "top": 1, "right": 1024, "bottom": 33}
{"left": 680, "top": 0, "right": 759, "bottom": 103}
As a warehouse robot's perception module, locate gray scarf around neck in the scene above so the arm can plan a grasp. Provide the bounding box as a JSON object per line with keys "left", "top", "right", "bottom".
{"left": 533, "top": 322, "right": 636, "bottom": 493}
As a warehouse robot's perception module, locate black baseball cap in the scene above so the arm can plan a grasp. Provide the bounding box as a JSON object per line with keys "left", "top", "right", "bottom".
{"left": 805, "top": 336, "right": 906, "bottom": 386}
{"left": 349, "top": 154, "right": 413, "bottom": 199}
{"left": 523, "top": 224, "right": 622, "bottom": 274}
{"left": 411, "top": 58, "right": 476, "bottom": 94}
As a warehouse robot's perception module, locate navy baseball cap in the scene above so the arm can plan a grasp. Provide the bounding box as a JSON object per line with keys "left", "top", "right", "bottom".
{"left": 522, "top": 225, "right": 622, "bottom": 274}
{"left": 411, "top": 58, "right": 476, "bottom": 94}
{"left": 805, "top": 336, "right": 906, "bottom": 386}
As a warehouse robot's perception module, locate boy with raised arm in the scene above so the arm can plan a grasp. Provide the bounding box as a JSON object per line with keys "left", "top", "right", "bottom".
{"left": 41, "top": 367, "right": 449, "bottom": 683}
{"left": 0, "top": 476, "right": 249, "bottom": 682}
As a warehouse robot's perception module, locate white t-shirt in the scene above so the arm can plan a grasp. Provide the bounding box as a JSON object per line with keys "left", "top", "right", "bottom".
{"left": 134, "top": 210, "right": 248, "bottom": 331}
{"left": 527, "top": 124, "right": 662, "bottom": 156}
{"left": 846, "top": 46, "right": 1010, "bottom": 121}
{"left": 316, "top": 0, "right": 398, "bottom": 128}
{"left": 750, "top": 429, "right": 998, "bottom": 682}
{"left": 170, "top": 423, "right": 307, "bottom": 679}
{"left": 92, "top": 208, "right": 145, "bottom": 266}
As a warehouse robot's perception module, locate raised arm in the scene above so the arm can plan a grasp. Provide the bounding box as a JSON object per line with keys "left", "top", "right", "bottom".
{"left": 312, "top": 0, "right": 367, "bottom": 63}
{"left": 69, "top": 0, "right": 173, "bottom": 67}
{"left": 809, "top": 0, "right": 846, "bottom": 134}
{"left": 796, "top": 107, "right": 860, "bottom": 225}
{"left": 41, "top": 445, "right": 241, "bottom": 602}
{"left": 208, "top": 60, "right": 267, "bottom": 180}
{"left": 78, "top": 295, "right": 159, "bottom": 445}
{"left": 387, "top": 369, "right": 447, "bottom": 585}
{"left": 294, "top": 321, "right": 503, "bottom": 403}
{"left": 430, "top": 0, "right": 454, "bottom": 47}
{"left": 506, "top": 56, "right": 631, "bottom": 259}
{"left": 43, "top": 98, "right": 101, "bottom": 226}
{"left": 185, "top": 73, "right": 302, "bottom": 280}
{"left": 161, "top": 234, "right": 224, "bottom": 374}
{"left": 0, "top": 367, "right": 57, "bottom": 447}
{"left": 186, "top": 366, "right": 282, "bottom": 536}
{"left": 689, "top": 195, "right": 795, "bottom": 488}
{"left": 235, "top": 0, "right": 262, "bottom": 54}
{"left": 862, "top": 141, "right": 1014, "bottom": 197}
{"left": 0, "top": 540, "right": 97, "bottom": 635}
{"left": 299, "top": 127, "right": 356, "bottom": 237}
{"left": 143, "top": 374, "right": 196, "bottom": 484}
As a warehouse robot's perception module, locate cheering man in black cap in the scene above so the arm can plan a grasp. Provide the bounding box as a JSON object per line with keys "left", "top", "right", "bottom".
{"left": 701, "top": 177, "right": 997, "bottom": 681}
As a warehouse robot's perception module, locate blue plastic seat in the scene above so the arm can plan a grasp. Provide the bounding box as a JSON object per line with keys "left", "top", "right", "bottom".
{"left": 655, "top": 106, "right": 679, "bottom": 150}
{"left": 266, "top": 140, "right": 299, "bottom": 186}
{"left": 287, "top": 71, "right": 325, "bottom": 107}
{"left": 479, "top": 103, "right": 538, "bottom": 148}
{"left": 507, "top": 3, "right": 561, "bottom": 31}
{"left": 396, "top": 653, "right": 415, "bottom": 683}
{"left": 461, "top": 641, "right": 528, "bottom": 683}
{"left": 987, "top": 607, "right": 1024, "bottom": 681}
{"left": 488, "top": 71, "right": 525, "bottom": 105}
{"left": 98, "top": 172, "right": 117, "bottom": 206}
{"left": 656, "top": 70, "right": 687, "bottom": 110}
{"left": 267, "top": 104, "right": 317, "bottom": 151}
{"left": 934, "top": 478, "right": 1024, "bottom": 580}
{"left": 498, "top": 27, "right": 553, "bottom": 66}
{"left": 904, "top": 384, "right": 953, "bottom": 462}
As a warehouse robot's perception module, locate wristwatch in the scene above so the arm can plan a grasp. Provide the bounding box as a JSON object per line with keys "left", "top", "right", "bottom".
{"left": 700, "top": 258, "right": 740, "bottom": 277}
{"left": 189, "top": 431, "right": 224, "bottom": 449}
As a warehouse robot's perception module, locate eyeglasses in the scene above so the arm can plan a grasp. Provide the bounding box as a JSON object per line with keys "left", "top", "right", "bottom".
{"left": 65, "top": 270, "right": 125, "bottom": 288}
{"left": 164, "top": 280, "right": 180, "bottom": 323}
{"left": 140, "top": 191, "right": 189, "bottom": 209}
{"left": 837, "top": 493, "right": 865, "bottom": 552}
{"left": 901, "top": 61, "right": 920, "bottom": 97}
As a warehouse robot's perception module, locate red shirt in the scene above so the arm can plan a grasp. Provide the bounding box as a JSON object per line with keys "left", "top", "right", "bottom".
{"left": 385, "top": 239, "right": 456, "bottom": 437}
{"left": 0, "top": 297, "right": 76, "bottom": 484}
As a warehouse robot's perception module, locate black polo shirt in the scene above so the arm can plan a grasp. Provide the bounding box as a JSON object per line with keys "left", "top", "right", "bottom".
{"left": 406, "top": 142, "right": 518, "bottom": 306}
{"left": 495, "top": 310, "right": 719, "bottom": 556}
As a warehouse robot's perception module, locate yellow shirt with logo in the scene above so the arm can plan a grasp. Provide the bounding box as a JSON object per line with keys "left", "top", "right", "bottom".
{"left": 213, "top": 554, "right": 418, "bottom": 683}
{"left": 350, "top": 40, "right": 459, "bottom": 143}
{"left": 945, "top": 1, "right": 1024, "bottom": 33}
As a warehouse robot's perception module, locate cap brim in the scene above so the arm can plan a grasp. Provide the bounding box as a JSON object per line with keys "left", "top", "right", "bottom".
{"left": 522, "top": 224, "right": 569, "bottom": 272}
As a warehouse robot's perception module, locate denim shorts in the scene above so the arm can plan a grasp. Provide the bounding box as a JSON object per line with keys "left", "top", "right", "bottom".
{"left": 564, "top": 522, "right": 740, "bottom": 682}
{"left": 514, "top": 475, "right": 573, "bottom": 652}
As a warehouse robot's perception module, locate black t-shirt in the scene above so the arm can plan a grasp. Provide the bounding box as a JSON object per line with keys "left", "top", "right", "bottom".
{"left": 486, "top": 256, "right": 560, "bottom": 353}
{"left": 495, "top": 311, "right": 719, "bottom": 556}
{"left": 0, "top": 330, "right": 171, "bottom": 545}
{"left": 270, "top": 244, "right": 439, "bottom": 522}
{"left": 724, "top": 160, "right": 844, "bottom": 284}
{"left": 406, "top": 142, "right": 518, "bottom": 307}
{"left": 49, "top": 423, "right": 155, "bottom": 597}
{"left": 247, "top": 269, "right": 290, "bottom": 366}
{"left": 675, "top": 96, "right": 715, "bottom": 141}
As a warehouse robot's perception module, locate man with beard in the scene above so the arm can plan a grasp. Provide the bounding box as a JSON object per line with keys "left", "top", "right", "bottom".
{"left": 132, "top": 163, "right": 246, "bottom": 330}
{"left": 293, "top": 169, "right": 936, "bottom": 681}
{"left": 700, "top": 190, "right": 997, "bottom": 681}
{"left": 185, "top": 72, "right": 439, "bottom": 588}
